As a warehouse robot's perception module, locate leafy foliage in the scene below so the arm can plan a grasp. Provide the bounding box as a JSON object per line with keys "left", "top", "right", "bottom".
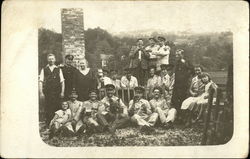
{"left": 38, "top": 27, "right": 233, "bottom": 72}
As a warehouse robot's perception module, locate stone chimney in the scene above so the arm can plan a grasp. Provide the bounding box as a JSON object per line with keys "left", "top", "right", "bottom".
{"left": 61, "top": 8, "right": 85, "bottom": 69}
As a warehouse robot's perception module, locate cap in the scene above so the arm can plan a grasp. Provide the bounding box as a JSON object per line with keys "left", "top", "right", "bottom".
{"left": 102, "top": 67, "right": 109, "bottom": 73}
{"left": 110, "top": 69, "right": 118, "bottom": 73}
{"left": 157, "top": 36, "right": 166, "bottom": 41}
{"left": 105, "top": 84, "right": 115, "bottom": 90}
{"left": 69, "top": 88, "right": 78, "bottom": 95}
{"left": 152, "top": 86, "right": 163, "bottom": 94}
{"left": 65, "top": 54, "right": 74, "bottom": 60}
{"left": 160, "top": 64, "right": 168, "bottom": 69}
{"left": 124, "top": 67, "right": 132, "bottom": 72}
{"left": 176, "top": 49, "right": 184, "bottom": 54}
{"left": 89, "top": 89, "right": 99, "bottom": 94}
{"left": 134, "top": 86, "right": 145, "bottom": 93}
{"left": 149, "top": 37, "right": 157, "bottom": 42}
{"left": 148, "top": 65, "right": 157, "bottom": 71}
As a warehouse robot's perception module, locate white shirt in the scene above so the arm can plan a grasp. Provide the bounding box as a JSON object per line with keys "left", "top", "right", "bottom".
{"left": 156, "top": 45, "right": 170, "bottom": 65}
{"left": 138, "top": 50, "right": 142, "bottom": 61}
{"left": 111, "top": 79, "right": 121, "bottom": 89}
{"left": 103, "top": 76, "right": 112, "bottom": 85}
{"left": 79, "top": 68, "right": 90, "bottom": 75}
{"left": 120, "top": 75, "right": 138, "bottom": 89}
{"left": 145, "top": 44, "right": 160, "bottom": 59}
{"left": 39, "top": 65, "right": 64, "bottom": 83}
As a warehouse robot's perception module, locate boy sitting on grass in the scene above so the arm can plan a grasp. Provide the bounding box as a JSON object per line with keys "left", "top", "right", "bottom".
{"left": 49, "top": 101, "right": 73, "bottom": 139}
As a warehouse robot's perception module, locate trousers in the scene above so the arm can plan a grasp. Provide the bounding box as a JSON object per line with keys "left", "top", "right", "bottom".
{"left": 155, "top": 107, "right": 177, "bottom": 124}
{"left": 96, "top": 112, "right": 130, "bottom": 129}
{"left": 131, "top": 113, "right": 158, "bottom": 126}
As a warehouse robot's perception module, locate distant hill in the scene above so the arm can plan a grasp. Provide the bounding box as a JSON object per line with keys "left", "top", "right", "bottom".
{"left": 38, "top": 27, "right": 233, "bottom": 72}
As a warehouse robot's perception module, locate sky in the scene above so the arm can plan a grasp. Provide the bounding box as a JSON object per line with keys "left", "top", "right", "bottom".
{"left": 37, "top": 1, "right": 248, "bottom": 34}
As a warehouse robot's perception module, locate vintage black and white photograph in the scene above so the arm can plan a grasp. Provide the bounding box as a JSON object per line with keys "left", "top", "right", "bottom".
{"left": 38, "top": 3, "right": 235, "bottom": 147}
{"left": 1, "top": 0, "right": 249, "bottom": 157}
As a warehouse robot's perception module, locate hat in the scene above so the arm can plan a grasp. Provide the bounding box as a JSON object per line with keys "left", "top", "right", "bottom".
{"left": 69, "top": 88, "right": 78, "bottom": 96}
{"left": 149, "top": 37, "right": 157, "bottom": 42}
{"left": 110, "top": 69, "right": 118, "bottom": 73}
{"left": 160, "top": 64, "right": 168, "bottom": 69}
{"left": 176, "top": 49, "right": 184, "bottom": 54}
{"left": 166, "top": 64, "right": 174, "bottom": 70}
{"left": 102, "top": 67, "right": 109, "bottom": 73}
{"left": 148, "top": 65, "right": 157, "bottom": 71}
{"left": 105, "top": 84, "right": 115, "bottom": 90}
{"left": 124, "top": 67, "right": 132, "bottom": 72}
{"left": 65, "top": 54, "right": 74, "bottom": 60}
{"left": 157, "top": 36, "right": 166, "bottom": 41}
{"left": 89, "top": 89, "right": 99, "bottom": 94}
{"left": 152, "top": 86, "right": 163, "bottom": 94}
{"left": 134, "top": 86, "right": 145, "bottom": 93}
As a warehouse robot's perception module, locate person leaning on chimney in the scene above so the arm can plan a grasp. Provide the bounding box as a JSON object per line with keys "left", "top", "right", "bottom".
{"left": 39, "top": 53, "right": 65, "bottom": 127}
{"left": 129, "top": 38, "right": 150, "bottom": 86}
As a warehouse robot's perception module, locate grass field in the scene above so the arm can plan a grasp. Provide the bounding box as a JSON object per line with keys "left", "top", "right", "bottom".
{"left": 40, "top": 122, "right": 204, "bottom": 147}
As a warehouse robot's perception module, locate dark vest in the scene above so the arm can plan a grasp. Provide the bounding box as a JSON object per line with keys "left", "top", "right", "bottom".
{"left": 43, "top": 66, "right": 61, "bottom": 95}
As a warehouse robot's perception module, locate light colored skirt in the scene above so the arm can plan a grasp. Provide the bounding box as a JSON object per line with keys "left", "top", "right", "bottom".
{"left": 181, "top": 97, "right": 200, "bottom": 110}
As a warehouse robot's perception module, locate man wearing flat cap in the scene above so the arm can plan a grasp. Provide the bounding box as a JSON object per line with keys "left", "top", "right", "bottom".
{"left": 129, "top": 39, "right": 150, "bottom": 86}
{"left": 145, "top": 37, "right": 160, "bottom": 67}
{"left": 150, "top": 36, "right": 171, "bottom": 72}
{"left": 60, "top": 54, "right": 77, "bottom": 100}
{"left": 128, "top": 86, "right": 158, "bottom": 132}
{"left": 96, "top": 84, "right": 129, "bottom": 134}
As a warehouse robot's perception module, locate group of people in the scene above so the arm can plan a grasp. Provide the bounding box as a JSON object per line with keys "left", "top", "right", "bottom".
{"left": 39, "top": 36, "right": 218, "bottom": 138}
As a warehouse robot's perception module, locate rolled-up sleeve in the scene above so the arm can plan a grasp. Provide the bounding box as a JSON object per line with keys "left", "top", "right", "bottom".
{"left": 59, "top": 69, "right": 65, "bottom": 83}
{"left": 39, "top": 69, "right": 44, "bottom": 82}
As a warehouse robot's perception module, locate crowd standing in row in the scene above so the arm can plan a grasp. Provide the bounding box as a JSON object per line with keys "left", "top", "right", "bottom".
{"left": 39, "top": 36, "right": 217, "bottom": 138}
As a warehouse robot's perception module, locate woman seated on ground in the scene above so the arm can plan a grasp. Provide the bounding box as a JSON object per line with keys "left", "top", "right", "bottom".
{"left": 49, "top": 101, "right": 73, "bottom": 138}
{"left": 181, "top": 66, "right": 205, "bottom": 126}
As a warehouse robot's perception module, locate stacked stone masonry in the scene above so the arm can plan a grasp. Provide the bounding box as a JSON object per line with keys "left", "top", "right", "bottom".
{"left": 61, "top": 8, "right": 85, "bottom": 69}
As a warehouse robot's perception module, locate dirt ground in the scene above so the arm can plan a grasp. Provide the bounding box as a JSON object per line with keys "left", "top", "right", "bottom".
{"left": 40, "top": 122, "right": 204, "bottom": 147}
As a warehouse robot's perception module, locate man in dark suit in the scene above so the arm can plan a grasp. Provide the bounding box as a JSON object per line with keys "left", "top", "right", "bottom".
{"left": 171, "top": 49, "right": 193, "bottom": 114}
{"left": 60, "top": 54, "right": 77, "bottom": 100}
{"left": 129, "top": 39, "right": 150, "bottom": 86}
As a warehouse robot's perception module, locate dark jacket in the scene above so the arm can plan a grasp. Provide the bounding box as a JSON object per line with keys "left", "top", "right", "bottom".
{"left": 129, "top": 46, "right": 150, "bottom": 69}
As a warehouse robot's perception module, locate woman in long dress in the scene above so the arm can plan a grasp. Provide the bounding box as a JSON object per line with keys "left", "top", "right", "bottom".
{"left": 193, "top": 72, "right": 217, "bottom": 122}
{"left": 74, "top": 59, "right": 97, "bottom": 101}
{"left": 181, "top": 66, "right": 204, "bottom": 110}
{"left": 181, "top": 66, "right": 205, "bottom": 127}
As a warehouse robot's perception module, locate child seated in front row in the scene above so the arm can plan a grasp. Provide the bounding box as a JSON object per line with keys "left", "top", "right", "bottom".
{"left": 49, "top": 101, "right": 73, "bottom": 138}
